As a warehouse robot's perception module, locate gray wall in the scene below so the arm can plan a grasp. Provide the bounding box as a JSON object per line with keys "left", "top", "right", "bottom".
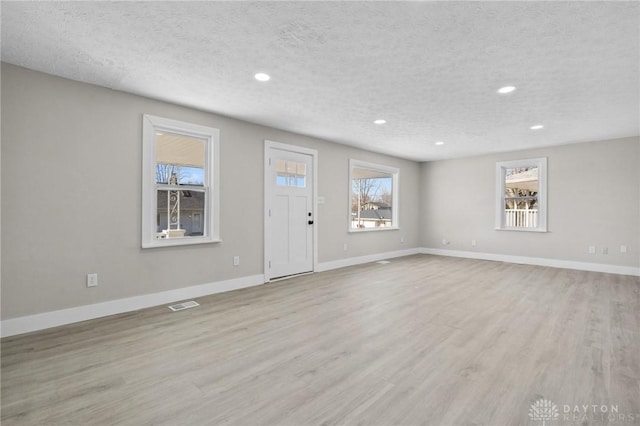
{"left": 2, "top": 63, "right": 638, "bottom": 321}
{"left": 1, "top": 64, "right": 420, "bottom": 319}
{"left": 420, "top": 137, "right": 640, "bottom": 267}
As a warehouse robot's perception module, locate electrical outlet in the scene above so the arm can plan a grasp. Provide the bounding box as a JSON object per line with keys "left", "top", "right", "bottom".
{"left": 471, "top": 239, "right": 477, "bottom": 247}
{"left": 87, "top": 273, "right": 98, "bottom": 287}
{"left": 442, "top": 239, "right": 449, "bottom": 245}
{"left": 588, "top": 246, "right": 596, "bottom": 254}
{"left": 400, "top": 236, "right": 405, "bottom": 244}
{"left": 602, "top": 247, "right": 608, "bottom": 255}
{"left": 620, "top": 245, "right": 628, "bottom": 253}
{"left": 343, "top": 243, "right": 348, "bottom": 251}
{"left": 233, "top": 256, "right": 240, "bottom": 266}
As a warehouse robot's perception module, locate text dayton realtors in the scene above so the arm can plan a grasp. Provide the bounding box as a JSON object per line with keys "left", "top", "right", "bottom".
{"left": 562, "top": 404, "right": 637, "bottom": 423}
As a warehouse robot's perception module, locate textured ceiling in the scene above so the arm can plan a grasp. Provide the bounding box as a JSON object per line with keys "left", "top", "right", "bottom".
{"left": 2, "top": 1, "right": 638, "bottom": 161}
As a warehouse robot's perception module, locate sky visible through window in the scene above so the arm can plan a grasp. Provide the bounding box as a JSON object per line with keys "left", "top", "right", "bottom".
{"left": 156, "top": 164, "right": 204, "bottom": 186}
{"left": 352, "top": 177, "right": 392, "bottom": 200}
{"left": 179, "top": 167, "right": 204, "bottom": 185}
{"left": 371, "top": 178, "right": 392, "bottom": 195}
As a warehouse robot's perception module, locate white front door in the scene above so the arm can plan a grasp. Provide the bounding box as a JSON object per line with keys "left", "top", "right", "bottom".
{"left": 265, "top": 144, "right": 315, "bottom": 280}
{"left": 192, "top": 212, "right": 202, "bottom": 234}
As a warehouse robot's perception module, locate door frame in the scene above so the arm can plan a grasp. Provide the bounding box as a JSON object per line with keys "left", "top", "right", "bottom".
{"left": 264, "top": 140, "right": 318, "bottom": 282}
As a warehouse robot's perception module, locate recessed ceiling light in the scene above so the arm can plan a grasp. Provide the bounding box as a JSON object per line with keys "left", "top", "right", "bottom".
{"left": 530, "top": 124, "right": 544, "bottom": 130}
{"left": 497, "top": 86, "right": 516, "bottom": 94}
{"left": 434, "top": 141, "right": 445, "bottom": 146}
{"left": 254, "top": 73, "right": 270, "bottom": 82}
{"left": 374, "top": 119, "right": 386, "bottom": 125}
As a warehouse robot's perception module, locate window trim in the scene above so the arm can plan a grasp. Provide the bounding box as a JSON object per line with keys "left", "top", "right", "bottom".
{"left": 142, "top": 114, "right": 220, "bottom": 248}
{"left": 495, "top": 157, "right": 547, "bottom": 232}
{"left": 348, "top": 159, "right": 399, "bottom": 232}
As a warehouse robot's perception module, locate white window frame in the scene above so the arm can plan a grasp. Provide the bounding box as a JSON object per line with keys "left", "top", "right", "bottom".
{"left": 142, "top": 114, "right": 220, "bottom": 248}
{"left": 495, "top": 157, "right": 547, "bottom": 232}
{"left": 348, "top": 159, "right": 399, "bottom": 232}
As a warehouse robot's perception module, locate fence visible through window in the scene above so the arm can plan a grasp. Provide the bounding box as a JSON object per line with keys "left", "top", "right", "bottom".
{"left": 504, "top": 209, "right": 538, "bottom": 228}
{"left": 504, "top": 166, "right": 538, "bottom": 229}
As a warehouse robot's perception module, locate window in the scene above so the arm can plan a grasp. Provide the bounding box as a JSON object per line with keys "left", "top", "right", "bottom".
{"left": 349, "top": 159, "right": 399, "bottom": 231}
{"left": 496, "top": 157, "right": 547, "bottom": 232}
{"left": 142, "top": 115, "right": 220, "bottom": 248}
{"left": 276, "top": 159, "right": 307, "bottom": 187}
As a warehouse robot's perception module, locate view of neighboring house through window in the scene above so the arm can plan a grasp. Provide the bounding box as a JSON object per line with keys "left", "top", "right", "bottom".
{"left": 496, "top": 157, "right": 547, "bottom": 232}
{"left": 349, "top": 160, "right": 399, "bottom": 231}
{"left": 155, "top": 133, "right": 205, "bottom": 238}
{"left": 142, "top": 115, "right": 220, "bottom": 248}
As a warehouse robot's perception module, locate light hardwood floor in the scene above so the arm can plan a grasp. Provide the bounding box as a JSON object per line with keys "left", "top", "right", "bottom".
{"left": 2, "top": 255, "right": 639, "bottom": 425}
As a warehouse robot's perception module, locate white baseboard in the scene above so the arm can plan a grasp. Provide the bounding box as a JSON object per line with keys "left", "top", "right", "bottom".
{"left": 316, "top": 248, "right": 421, "bottom": 272}
{"left": 1, "top": 274, "right": 265, "bottom": 338}
{"left": 420, "top": 247, "right": 640, "bottom": 277}
{"left": 4, "top": 248, "right": 636, "bottom": 337}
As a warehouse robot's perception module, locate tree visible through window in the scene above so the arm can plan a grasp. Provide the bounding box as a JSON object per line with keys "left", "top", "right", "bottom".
{"left": 349, "top": 160, "right": 398, "bottom": 230}
{"left": 142, "top": 115, "right": 220, "bottom": 248}
{"left": 154, "top": 132, "right": 206, "bottom": 239}
{"left": 496, "top": 158, "right": 547, "bottom": 232}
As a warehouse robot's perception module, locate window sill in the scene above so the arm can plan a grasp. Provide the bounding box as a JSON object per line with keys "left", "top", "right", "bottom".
{"left": 142, "top": 237, "right": 222, "bottom": 249}
{"left": 495, "top": 227, "right": 548, "bottom": 233}
{"left": 348, "top": 226, "right": 400, "bottom": 233}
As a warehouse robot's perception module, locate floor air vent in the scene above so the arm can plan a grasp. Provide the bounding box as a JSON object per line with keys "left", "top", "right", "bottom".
{"left": 168, "top": 301, "right": 200, "bottom": 312}
{"left": 376, "top": 260, "right": 391, "bottom": 264}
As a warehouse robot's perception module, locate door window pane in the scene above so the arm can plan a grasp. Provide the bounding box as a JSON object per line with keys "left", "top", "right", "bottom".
{"left": 276, "top": 160, "right": 307, "bottom": 188}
